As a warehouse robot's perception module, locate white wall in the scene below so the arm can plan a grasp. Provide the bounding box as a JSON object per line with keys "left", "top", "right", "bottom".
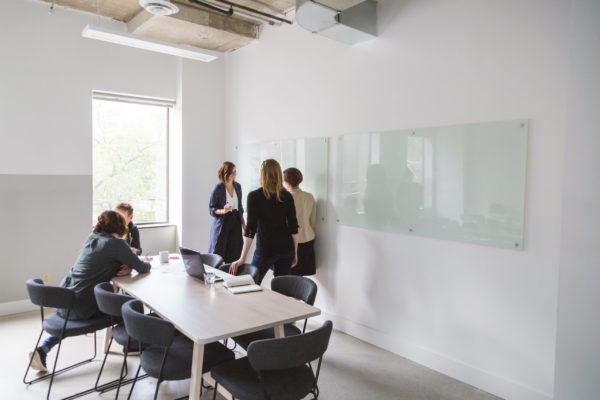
{"left": 179, "top": 59, "right": 226, "bottom": 252}
{"left": 223, "top": 1, "right": 569, "bottom": 399}
{"left": 0, "top": 0, "right": 224, "bottom": 307}
{"left": 0, "top": 0, "right": 178, "bottom": 175}
{"left": 554, "top": 1, "right": 600, "bottom": 399}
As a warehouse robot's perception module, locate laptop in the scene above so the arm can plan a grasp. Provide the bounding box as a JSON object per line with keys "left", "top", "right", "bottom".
{"left": 179, "top": 247, "right": 224, "bottom": 282}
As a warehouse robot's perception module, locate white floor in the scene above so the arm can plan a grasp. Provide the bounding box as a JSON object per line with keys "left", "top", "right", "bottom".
{"left": 0, "top": 311, "right": 500, "bottom": 399}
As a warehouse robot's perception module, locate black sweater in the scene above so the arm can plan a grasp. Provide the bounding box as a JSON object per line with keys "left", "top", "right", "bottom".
{"left": 244, "top": 188, "right": 299, "bottom": 257}
{"left": 127, "top": 221, "right": 142, "bottom": 255}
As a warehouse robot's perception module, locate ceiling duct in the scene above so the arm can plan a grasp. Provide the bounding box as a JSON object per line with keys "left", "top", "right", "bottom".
{"left": 296, "top": 0, "right": 377, "bottom": 44}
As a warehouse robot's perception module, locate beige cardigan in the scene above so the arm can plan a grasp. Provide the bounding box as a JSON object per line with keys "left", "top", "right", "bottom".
{"left": 289, "top": 188, "right": 316, "bottom": 243}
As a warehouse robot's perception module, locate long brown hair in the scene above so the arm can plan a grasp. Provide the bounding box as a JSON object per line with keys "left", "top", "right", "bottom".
{"left": 93, "top": 210, "right": 128, "bottom": 237}
{"left": 260, "top": 159, "right": 284, "bottom": 201}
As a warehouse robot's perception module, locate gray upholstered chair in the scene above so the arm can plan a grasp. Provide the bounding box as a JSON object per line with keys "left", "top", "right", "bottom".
{"left": 233, "top": 276, "right": 318, "bottom": 349}
{"left": 121, "top": 299, "right": 235, "bottom": 400}
{"left": 23, "top": 278, "right": 112, "bottom": 400}
{"left": 218, "top": 263, "right": 260, "bottom": 284}
{"left": 200, "top": 253, "right": 225, "bottom": 268}
{"left": 211, "top": 320, "right": 333, "bottom": 400}
{"left": 94, "top": 282, "right": 150, "bottom": 398}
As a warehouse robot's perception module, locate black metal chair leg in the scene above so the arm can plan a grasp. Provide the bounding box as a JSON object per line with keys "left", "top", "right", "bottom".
{"left": 113, "top": 343, "right": 128, "bottom": 399}
{"left": 153, "top": 380, "right": 162, "bottom": 400}
{"left": 94, "top": 336, "right": 113, "bottom": 390}
{"left": 45, "top": 331, "right": 66, "bottom": 400}
{"left": 213, "top": 383, "right": 218, "bottom": 400}
{"left": 23, "top": 328, "right": 44, "bottom": 384}
{"left": 127, "top": 364, "right": 143, "bottom": 400}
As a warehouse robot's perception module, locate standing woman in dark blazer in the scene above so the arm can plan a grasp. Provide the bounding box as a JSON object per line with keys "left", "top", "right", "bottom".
{"left": 230, "top": 159, "right": 299, "bottom": 284}
{"left": 208, "top": 161, "right": 245, "bottom": 262}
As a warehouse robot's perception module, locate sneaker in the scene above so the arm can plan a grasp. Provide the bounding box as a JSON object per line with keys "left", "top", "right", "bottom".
{"left": 28, "top": 348, "right": 47, "bottom": 372}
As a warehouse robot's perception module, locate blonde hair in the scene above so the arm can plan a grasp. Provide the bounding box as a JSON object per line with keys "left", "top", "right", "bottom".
{"left": 260, "top": 159, "right": 284, "bottom": 201}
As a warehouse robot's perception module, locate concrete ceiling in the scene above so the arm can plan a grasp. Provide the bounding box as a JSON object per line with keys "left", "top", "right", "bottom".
{"left": 41, "top": 0, "right": 368, "bottom": 53}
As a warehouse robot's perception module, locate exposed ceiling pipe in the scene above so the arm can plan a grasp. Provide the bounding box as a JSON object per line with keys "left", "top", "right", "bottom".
{"left": 188, "top": 0, "right": 233, "bottom": 16}
{"left": 211, "top": 0, "right": 293, "bottom": 25}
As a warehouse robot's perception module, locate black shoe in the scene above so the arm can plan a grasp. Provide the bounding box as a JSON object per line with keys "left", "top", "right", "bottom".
{"left": 29, "top": 348, "right": 47, "bottom": 372}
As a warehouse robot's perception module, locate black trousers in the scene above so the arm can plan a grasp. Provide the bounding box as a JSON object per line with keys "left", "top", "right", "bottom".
{"left": 214, "top": 211, "right": 243, "bottom": 263}
{"left": 291, "top": 240, "right": 316, "bottom": 276}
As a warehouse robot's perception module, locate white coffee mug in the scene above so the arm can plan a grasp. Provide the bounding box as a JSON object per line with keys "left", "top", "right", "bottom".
{"left": 159, "top": 251, "right": 169, "bottom": 263}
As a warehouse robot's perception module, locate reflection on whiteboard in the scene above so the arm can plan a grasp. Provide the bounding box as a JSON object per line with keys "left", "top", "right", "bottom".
{"left": 336, "top": 120, "right": 528, "bottom": 250}
{"left": 235, "top": 137, "right": 329, "bottom": 223}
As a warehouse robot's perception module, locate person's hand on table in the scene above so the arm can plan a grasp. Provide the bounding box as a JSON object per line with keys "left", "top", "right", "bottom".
{"left": 116, "top": 265, "right": 132, "bottom": 276}
{"left": 229, "top": 259, "right": 244, "bottom": 275}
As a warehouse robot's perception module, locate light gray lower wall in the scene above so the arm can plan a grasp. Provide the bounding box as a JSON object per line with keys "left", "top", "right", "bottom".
{"left": 0, "top": 175, "right": 179, "bottom": 311}
{"left": 0, "top": 174, "right": 92, "bottom": 304}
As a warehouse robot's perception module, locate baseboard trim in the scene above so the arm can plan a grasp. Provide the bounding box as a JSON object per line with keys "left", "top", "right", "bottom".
{"left": 0, "top": 299, "right": 37, "bottom": 316}
{"left": 318, "top": 310, "right": 552, "bottom": 400}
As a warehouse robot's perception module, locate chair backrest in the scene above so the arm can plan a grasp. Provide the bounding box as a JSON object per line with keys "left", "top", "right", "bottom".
{"left": 271, "top": 276, "right": 317, "bottom": 305}
{"left": 218, "top": 263, "right": 260, "bottom": 284}
{"left": 200, "top": 253, "right": 225, "bottom": 268}
{"left": 122, "top": 300, "right": 175, "bottom": 347}
{"left": 26, "top": 278, "right": 76, "bottom": 309}
{"left": 94, "top": 282, "right": 132, "bottom": 318}
{"left": 248, "top": 320, "right": 333, "bottom": 372}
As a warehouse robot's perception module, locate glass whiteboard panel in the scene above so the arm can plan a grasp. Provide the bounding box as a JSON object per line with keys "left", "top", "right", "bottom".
{"left": 235, "top": 137, "right": 329, "bottom": 223}
{"left": 336, "top": 120, "right": 528, "bottom": 249}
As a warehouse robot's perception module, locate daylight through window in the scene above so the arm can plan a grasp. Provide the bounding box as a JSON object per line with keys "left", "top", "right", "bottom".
{"left": 92, "top": 93, "right": 172, "bottom": 224}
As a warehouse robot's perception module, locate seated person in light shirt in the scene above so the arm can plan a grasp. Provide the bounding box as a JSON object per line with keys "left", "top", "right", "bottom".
{"left": 115, "top": 202, "right": 142, "bottom": 255}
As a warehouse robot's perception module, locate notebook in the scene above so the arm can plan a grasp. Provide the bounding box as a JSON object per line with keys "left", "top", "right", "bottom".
{"left": 223, "top": 274, "right": 262, "bottom": 294}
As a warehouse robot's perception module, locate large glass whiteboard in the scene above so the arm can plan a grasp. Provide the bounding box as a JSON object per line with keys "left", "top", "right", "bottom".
{"left": 336, "top": 120, "right": 528, "bottom": 249}
{"left": 235, "top": 137, "right": 329, "bottom": 223}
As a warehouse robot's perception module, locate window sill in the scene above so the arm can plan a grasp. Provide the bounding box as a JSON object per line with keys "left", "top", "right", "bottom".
{"left": 138, "top": 223, "right": 176, "bottom": 229}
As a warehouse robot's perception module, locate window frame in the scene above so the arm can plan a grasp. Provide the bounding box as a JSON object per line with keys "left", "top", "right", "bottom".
{"left": 92, "top": 91, "right": 175, "bottom": 226}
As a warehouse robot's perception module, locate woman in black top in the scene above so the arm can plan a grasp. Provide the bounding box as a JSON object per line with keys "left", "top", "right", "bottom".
{"left": 230, "top": 159, "right": 299, "bottom": 284}
{"left": 28, "top": 210, "right": 151, "bottom": 372}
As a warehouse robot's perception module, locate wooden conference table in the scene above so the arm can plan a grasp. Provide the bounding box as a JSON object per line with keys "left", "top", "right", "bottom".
{"left": 113, "top": 256, "right": 321, "bottom": 399}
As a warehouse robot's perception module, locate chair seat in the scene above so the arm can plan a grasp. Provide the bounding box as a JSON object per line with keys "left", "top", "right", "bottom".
{"left": 211, "top": 357, "right": 315, "bottom": 400}
{"left": 233, "top": 324, "right": 302, "bottom": 350}
{"left": 43, "top": 313, "right": 112, "bottom": 338}
{"left": 112, "top": 323, "right": 146, "bottom": 350}
{"left": 141, "top": 336, "right": 235, "bottom": 381}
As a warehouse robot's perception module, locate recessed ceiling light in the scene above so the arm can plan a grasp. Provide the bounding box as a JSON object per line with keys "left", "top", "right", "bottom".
{"left": 139, "top": 0, "right": 179, "bottom": 16}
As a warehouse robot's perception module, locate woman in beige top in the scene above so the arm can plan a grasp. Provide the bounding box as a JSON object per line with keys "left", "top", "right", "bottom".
{"left": 283, "top": 167, "right": 317, "bottom": 276}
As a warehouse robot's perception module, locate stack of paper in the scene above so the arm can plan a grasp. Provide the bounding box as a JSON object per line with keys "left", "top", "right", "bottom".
{"left": 223, "top": 274, "right": 261, "bottom": 294}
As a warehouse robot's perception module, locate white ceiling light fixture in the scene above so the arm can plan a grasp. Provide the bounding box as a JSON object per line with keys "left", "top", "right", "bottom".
{"left": 139, "top": 0, "right": 179, "bottom": 16}
{"left": 81, "top": 25, "right": 219, "bottom": 62}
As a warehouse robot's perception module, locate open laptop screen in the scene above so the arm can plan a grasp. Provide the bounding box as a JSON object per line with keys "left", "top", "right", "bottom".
{"left": 179, "top": 247, "right": 206, "bottom": 281}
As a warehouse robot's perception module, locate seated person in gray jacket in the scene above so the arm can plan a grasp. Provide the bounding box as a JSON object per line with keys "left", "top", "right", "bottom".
{"left": 28, "top": 210, "right": 151, "bottom": 372}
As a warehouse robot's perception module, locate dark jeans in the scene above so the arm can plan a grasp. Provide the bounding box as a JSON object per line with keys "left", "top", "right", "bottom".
{"left": 252, "top": 251, "right": 294, "bottom": 284}
{"left": 40, "top": 335, "right": 60, "bottom": 353}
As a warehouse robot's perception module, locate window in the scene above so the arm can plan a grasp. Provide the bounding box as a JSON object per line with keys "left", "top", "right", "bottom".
{"left": 92, "top": 92, "right": 173, "bottom": 224}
